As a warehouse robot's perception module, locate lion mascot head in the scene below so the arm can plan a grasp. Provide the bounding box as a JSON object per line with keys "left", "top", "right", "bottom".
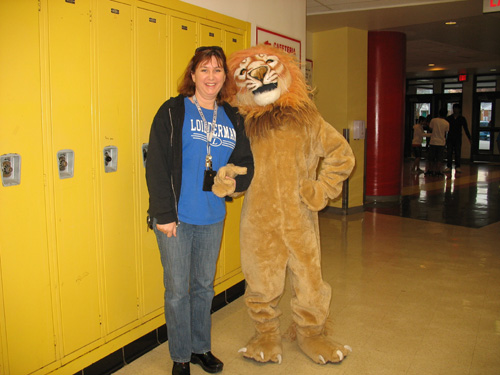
{"left": 227, "top": 44, "right": 318, "bottom": 139}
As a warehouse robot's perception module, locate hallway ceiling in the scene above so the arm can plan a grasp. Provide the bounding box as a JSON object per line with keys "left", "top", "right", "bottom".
{"left": 306, "top": 0, "right": 500, "bottom": 78}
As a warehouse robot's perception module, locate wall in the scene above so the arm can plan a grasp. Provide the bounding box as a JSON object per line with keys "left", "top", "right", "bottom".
{"left": 181, "top": 0, "right": 306, "bottom": 64}
{"left": 312, "top": 27, "right": 367, "bottom": 210}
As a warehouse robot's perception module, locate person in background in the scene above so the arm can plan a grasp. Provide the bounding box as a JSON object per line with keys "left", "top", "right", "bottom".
{"left": 146, "top": 46, "right": 254, "bottom": 375}
{"left": 425, "top": 107, "right": 449, "bottom": 176}
{"left": 424, "top": 114, "right": 432, "bottom": 149}
{"left": 411, "top": 116, "right": 426, "bottom": 174}
{"left": 444, "top": 103, "right": 471, "bottom": 173}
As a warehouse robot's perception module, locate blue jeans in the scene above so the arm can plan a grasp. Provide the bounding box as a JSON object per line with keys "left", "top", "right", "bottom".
{"left": 153, "top": 219, "right": 224, "bottom": 362}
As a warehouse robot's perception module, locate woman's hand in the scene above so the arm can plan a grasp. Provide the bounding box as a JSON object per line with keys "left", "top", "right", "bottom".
{"left": 156, "top": 222, "right": 177, "bottom": 237}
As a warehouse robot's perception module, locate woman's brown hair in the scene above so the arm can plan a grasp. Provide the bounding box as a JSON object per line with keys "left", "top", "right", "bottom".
{"left": 178, "top": 46, "right": 230, "bottom": 105}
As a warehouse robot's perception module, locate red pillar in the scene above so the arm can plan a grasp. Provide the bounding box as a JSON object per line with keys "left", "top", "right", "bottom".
{"left": 366, "top": 31, "right": 406, "bottom": 199}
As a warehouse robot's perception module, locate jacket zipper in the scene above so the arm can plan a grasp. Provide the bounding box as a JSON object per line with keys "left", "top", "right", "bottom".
{"left": 168, "top": 108, "right": 179, "bottom": 226}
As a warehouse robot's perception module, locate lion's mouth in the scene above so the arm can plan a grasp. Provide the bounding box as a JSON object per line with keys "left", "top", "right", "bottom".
{"left": 252, "top": 82, "right": 278, "bottom": 95}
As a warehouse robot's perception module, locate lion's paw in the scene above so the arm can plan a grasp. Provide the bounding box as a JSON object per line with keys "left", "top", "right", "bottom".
{"left": 297, "top": 334, "right": 351, "bottom": 364}
{"left": 238, "top": 332, "right": 283, "bottom": 364}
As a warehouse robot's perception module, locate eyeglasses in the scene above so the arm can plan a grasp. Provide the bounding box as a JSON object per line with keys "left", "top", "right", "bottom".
{"left": 195, "top": 46, "right": 223, "bottom": 53}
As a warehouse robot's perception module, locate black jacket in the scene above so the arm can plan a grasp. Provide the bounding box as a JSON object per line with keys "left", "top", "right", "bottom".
{"left": 146, "top": 95, "right": 254, "bottom": 225}
{"left": 446, "top": 114, "right": 471, "bottom": 143}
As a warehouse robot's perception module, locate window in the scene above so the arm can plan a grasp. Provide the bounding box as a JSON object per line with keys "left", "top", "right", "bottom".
{"left": 407, "top": 79, "right": 433, "bottom": 95}
{"left": 416, "top": 87, "right": 433, "bottom": 94}
{"left": 443, "top": 83, "right": 463, "bottom": 93}
{"left": 476, "top": 82, "right": 496, "bottom": 92}
{"left": 476, "top": 75, "right": 498, "bottom": 92}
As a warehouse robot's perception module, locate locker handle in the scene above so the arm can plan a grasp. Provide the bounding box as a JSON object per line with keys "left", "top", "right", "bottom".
{"left": 104, "top": 152, "right": 112, "bottom": 165}
{"left": 59, "top": 155, "right": 68, "bottom": 171}
{"left": 2, "top": 160, "right": 13, "bottom": 177}
{"left": 103, "top": 146, "right": 118, "bottom": 173}
{"left": 142, "top": 143, "right": 148, "bottom": 167}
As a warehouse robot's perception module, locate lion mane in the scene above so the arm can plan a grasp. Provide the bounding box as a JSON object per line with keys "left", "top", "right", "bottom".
{"left": 227, "top": 44, "right": 319, "bottom": 139}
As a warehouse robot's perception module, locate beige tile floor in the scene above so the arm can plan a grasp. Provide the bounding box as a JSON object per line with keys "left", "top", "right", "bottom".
{"left": 114, "top": 212, "right": 500, "bottom": 375}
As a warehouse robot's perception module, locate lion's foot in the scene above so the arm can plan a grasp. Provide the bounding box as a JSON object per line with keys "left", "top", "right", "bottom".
{"left": 238, "top": 331, "right": 283, "bottom": 364}
{"left": 297, "top": 333, "right": 352, "bottom": 364}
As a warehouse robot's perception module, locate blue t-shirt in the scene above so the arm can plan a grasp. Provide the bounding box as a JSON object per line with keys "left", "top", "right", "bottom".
{"left": 178, "top": 97, "right": 236, "bottom": 225}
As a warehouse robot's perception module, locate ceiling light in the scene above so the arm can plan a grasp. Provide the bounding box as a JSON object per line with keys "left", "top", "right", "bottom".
{"left": 445, "top": 21, "right": 457, "bottom": 25}
{"left": 428, "top": 63, "right": 435, "bottom": 67}
{"left": 491, "top": 69, "right": 497, "bottom": 72}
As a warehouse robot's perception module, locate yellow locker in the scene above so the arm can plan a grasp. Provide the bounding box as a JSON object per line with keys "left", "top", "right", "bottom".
{"left": 200, "top": 23, "right": 222, "bottom": 48}
{"left": 222, "top": 197, "right": 244, "bottom": 275}
{"left": 217, "top": 29, "right": 246, "bottom": 282}
{"left": 47, "top": 0, "right": 101, "bottom": 354}
{"left": 96, "top": 0, "right": 138, "bottom": 333}
{"left": 0, "top": 1, "right": 56, "bottom": 374}
{"left": 224, "top": 30, "right": 246, "bottom": 58}
{"left": 170, "top": 12, "right": 197, "bottom": 95}
{"left": 136, "top": 7, "right": 167, "bottom": 316}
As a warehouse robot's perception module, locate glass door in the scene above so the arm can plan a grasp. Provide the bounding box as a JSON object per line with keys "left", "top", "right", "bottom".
{"left": 405, "top": 95, "right": 432, "bottom": 157}
{"left": 473, "top": 94, "right": 500, "bottom": 162}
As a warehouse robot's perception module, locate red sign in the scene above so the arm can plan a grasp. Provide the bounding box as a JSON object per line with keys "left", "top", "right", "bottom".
{"left": 256, "top": 27, "right": 301, "bottom": 61}
{"left": 458, "top": 74, "right": 467, "bottom": 82}
{"left": 483, "top": 0, "right": 500, "bottom": 13}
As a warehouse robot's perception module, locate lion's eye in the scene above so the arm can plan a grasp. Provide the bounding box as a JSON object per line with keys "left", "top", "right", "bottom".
{"left": 239, "top": 68, "right": 247, "bottom": 76}
{"left": 265, "top": 59, "right": 274, "bottom": 64}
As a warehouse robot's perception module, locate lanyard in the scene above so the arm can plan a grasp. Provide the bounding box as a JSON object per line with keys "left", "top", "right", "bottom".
{"left": 192, "top": 95, "right": 218, "bottom": 169}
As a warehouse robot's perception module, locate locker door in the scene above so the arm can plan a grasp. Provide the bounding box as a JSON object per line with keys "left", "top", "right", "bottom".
{"left": 0, "top": 1, "right": 56, "bottom": 374}
{"left": 200, "top": 23, "right": 222, "bottom": 48}
{"left": 222, "top": 196, "right": 244, "bottom": 275}
{"left": 136, "top": 7, "right": 166, "bottom": 316}
{"left": 97, "top": 0, "right": 138, "bottom": 333}
{"left": 224, "top": 30, "right": 245, "bottom": 57}
{"left": 220, "top": 31, "right": 246, "bottom": 278}
{"left": 47, "top": 0, "right": 101, "bottom": 354}
{"left": 170, "top": 13, "right": 197, "bottom": 96}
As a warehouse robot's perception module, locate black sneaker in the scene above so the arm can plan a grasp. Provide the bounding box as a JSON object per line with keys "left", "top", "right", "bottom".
{"left": 191, "top": 352, "right": 223, "bottom": 373}
{"left": 172, "top": 362, "right": 190, "bottom": 375}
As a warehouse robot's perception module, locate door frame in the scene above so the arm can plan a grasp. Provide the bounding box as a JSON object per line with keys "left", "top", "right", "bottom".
{"left": 472, "top": 91, "right": 500, "bottom": 162}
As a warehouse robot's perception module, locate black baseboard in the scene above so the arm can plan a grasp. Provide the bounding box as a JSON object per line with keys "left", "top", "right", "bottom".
{"left": 74, "top": 280, "right": 245, "bottom": 375}
{"left": 321, "top": 205, "right": 365, "bottom": 215}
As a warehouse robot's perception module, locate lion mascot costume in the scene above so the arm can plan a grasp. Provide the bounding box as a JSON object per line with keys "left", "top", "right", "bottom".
{"left": 220, "top": 44, "right": 355, "bottom": 365}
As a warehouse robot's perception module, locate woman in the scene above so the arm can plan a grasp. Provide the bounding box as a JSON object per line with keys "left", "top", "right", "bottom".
{"left": 146, "top": 46, "right": 254, "bottom": 375}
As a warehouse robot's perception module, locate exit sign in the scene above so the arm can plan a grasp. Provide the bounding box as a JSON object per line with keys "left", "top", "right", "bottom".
{"left": 458, "top": 74, "right": 467, "bottom": 82}
{"left": 483, "top": 0, "right": 500, "bottom": 13}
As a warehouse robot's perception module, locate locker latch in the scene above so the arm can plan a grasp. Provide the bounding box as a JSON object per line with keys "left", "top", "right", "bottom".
{"left": 57, "top": 150, "right": 75, "bottom": 179}
{"left": 59, "top": 155, "right": 68, "bottom": 171}
{"left": 103, "top": 146, "right": 118, "bottom": 173}
{"left": 1, "top": 154, "right": 21, "bottom": 187}
{"left": 142, "top": 143, "right": 148, "bottom": 167}
{"left": 2, "top": 160, "right": 13, "bottom": 177}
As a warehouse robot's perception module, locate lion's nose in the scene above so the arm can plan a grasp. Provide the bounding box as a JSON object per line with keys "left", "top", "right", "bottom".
{"left": 248, "top": 66, "right": 268, "bottom": 82}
